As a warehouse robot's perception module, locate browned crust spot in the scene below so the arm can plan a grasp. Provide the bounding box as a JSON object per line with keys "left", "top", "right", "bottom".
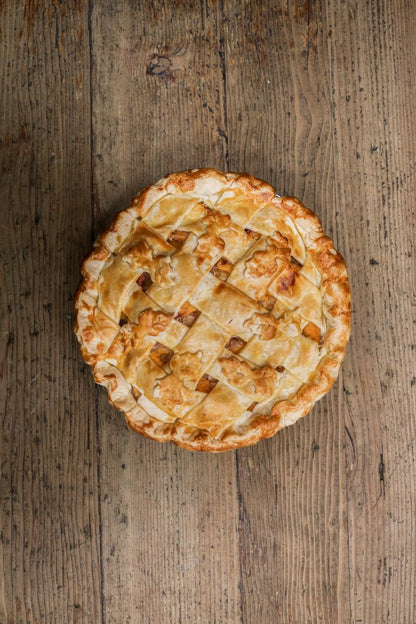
{"left": 167, "top": 229, "right": 190, "bottom": 248}
{"left": 175, "top": 301, "right": 200, "bottom": 327}
{"left": 290, "top": 255, "right": 303, "bottom": 268}
{"left": 258, "top": 294, "right": 277, "bottom": 311}
{"left": 149, "top": 342, "right": 174, "bottom": 367}
{"left": 244, "top": 227, "right": 261, "bottom": 239}
{"left": 195, "top": 374, "right": 219, "bottom": 393}
{"left": 302, "top": 321, "right": 321, "bottom": 343}
{"left": 119, "top": 312, "right": 129, "bottom": 326}
{"left": 275, "top": 270, "right": 296, "bottom": 292}
{"left": 136, "top": 271, "right": 152, "bottom": 291}
{"left": 225, "top": 335, "right": 247, "bottom": 354}
{"left": 210, "top": 257, "right": 234, "bottom": 281}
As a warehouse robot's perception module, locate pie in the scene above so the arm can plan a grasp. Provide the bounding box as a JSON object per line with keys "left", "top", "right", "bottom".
{"left": 74, "top": 168, "right": 351, "bottom": 451}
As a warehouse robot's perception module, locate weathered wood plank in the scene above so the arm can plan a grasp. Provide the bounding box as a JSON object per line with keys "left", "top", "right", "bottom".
{"left": 326, "top": 1, "right": 416, "bottom": 622}
{"left": 0, "top": 2, "right": 101, "bottom": 622}
{"left": 222, "top": 3, "right": 350, "bottom": 621}
{"left": 224, "top": 1, "right": 416, "bottom": 622}
{"left": 90, "top": 2, "right": 240, "bottom": 622}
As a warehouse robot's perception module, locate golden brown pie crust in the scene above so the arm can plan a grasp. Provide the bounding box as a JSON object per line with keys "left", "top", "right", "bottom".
{"left": 74, "top": 168, "right": 351, "bottom": 451}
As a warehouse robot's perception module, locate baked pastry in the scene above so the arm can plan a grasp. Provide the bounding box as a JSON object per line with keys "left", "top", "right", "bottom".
{"left": 74, "top": 168, "right": 351, "bottom": 451}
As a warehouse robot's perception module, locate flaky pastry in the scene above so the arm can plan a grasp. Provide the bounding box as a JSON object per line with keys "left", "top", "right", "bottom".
{"left": 74, "top": 168, "right": 351, "bottom": 451}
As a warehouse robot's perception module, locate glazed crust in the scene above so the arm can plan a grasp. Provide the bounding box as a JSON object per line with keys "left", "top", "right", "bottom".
{"left": 74, "top": 168, "right": 351, "bottom": 451}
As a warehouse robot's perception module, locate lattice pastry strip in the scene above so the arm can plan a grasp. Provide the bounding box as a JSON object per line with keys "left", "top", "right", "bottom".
{"left": 131, "top": 313, "right": 230, "bottom": 420}
{"left": 246, "top": 203, "right": 307, "bottom": 264}
{"left": 189, "top": 272, "right": 269, "bottom": 342}
{"left": 142, "top": 195, "right": 200, "bottom": 232}
{"left": 75, "top": 287, "right": 120, "bottom": 365}
{"left": 134, "top": 358, "right": 206, "bottom": 419}
{"left": 174, "top": 314, "right": 230, "bottom": 375}
{"left": 240, "top": 329, "right": 300, "bottom": 369}
{"left": 98, "top": 257, "right": 143, "bottom": 322}
{"left": 178, "top": 203, "right": 258, "bottom": 264}
{"left": 214, "top": 175, "right": 276, "bottom": 227}
{"left": 74, "top": 168, "right": 351, "bottom": 451}
{"left": 280, "top": 335, "right": 326, "bottom": 383}
{"left": 182, "top": 382, "right": 254, "bottom": 439}
{"left": 139, "top": 203, "right": 258, "bottom": 314}
{"left": 227, "top": 236, "right": 292, "bottom": 302}
{"left": 299, "top": 254, "right": 322, "bottom": 288}
{"left": 208, "top": 349, "right": 282, "bottom": 403}
{"left": 268, "top": 271, "right": 325, "bottom": 331}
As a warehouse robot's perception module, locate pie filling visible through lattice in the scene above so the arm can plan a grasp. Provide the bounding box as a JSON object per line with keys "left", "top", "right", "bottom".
{"left": 74, "top": 169, "right": 351, "bottom": 451}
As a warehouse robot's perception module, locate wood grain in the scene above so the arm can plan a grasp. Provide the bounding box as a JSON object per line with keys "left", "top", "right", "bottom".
{"left": 223, "top": 3, "right": 350, "bottom": 621}
{"left": 90, "top": 2, "right": 239, "bottom": 623}
{"left": 1, "top": 0, "right": 415, "bottom": 622}
{"left": 0, "top": 1, "right": 102, "bottom": 623}
{"left": 326, "top": 1, "right": 416, "bottom": 622}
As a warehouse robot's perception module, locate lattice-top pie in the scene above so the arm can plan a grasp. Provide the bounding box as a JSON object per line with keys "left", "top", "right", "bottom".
{"left": 74, "top": 169, "right": 351, "bottom": 451}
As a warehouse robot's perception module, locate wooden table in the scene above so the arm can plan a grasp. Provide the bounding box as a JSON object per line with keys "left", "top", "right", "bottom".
{"left": 1, "top": 1, "right": 415, "bottom": 622}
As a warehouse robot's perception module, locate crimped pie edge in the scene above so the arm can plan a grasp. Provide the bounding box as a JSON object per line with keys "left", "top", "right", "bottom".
{"left": 74, "top": 168, "right": 351, "bottom": 452}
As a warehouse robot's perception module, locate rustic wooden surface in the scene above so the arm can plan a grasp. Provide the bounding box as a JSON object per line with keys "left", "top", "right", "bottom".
{"left": 1, "top": 1, "right": 415, "bottom": 622}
